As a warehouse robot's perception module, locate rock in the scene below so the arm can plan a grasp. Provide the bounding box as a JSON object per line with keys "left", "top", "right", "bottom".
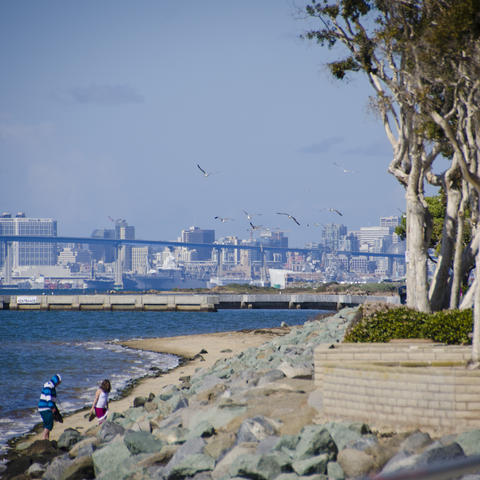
{"left": 42, "top": 453, "right": 74, "bottom": 480}
{"left": 257, "top": 369, "right": 286, "bottom": 386}
{"left": 211, "top": 443, "right": 258, "bottom": 479}
{"left": 291, "top": 453, "right": 329, "bottom": 475}
{"left": 327, "top": 461, "right": 345, "bottom": 480}
{"left": 164, "top": 437, "right": 207, "bottom": 477}
{"left": 415, "top": 442, "right": 465, "bottom": 467}
{"left": 456, "top": 430, "right": 480, "bottom": 456}
{"left": 236, "top": 416, "right": 279, "bottom": 443}
{"left": 204, "top": 431, "right": 236, "bottom": 460}
{"left": 167, "top": 453, "right": 215, "bottom": 480}
{"left": 92, "top": 436, "right": 131, "bottom": 477}
{"left": 277, "top": 362, "right": 313, "bottom": 379}
{"left": 337, "top": 448, "right": 375, "bottom": 478}
{"left": 186, "top": 420, "right": 216, "bottom": 440}
{"left": 324, "top": 421, "right": 369, "bottom": 452}
{"left": 27, "top": 462, "right": 46, "bottom": 478}
{"left": 229, "top": 453, "right": 283, "bottom": 480}
{"left": 137, "top": 445, "right": 178, "bottom": 469}
{"left": 97, "top": 420, "right": 125, "bottom": 443}
{"left": 57, "top": 428, "right": 82, "bottom": 451}
{"left": 294, "top": 425, "right": 337, "bottom": 460}
{"left": 68, "top": 437, "right": 99, "bottom": 458}
{"left": 133, "top": 396, "right": 147, "bottom": 407}
{"left": 400, "top": 430, "right": 433, "bottom": 454}
{"left": 256, "top": 436, "right": 281, "bottom": 455}
{"left": 59, "top": 455, "right": 94, "bottom": 480}
{"left": 124, "top": 430, "right": 164, "bottom": 455}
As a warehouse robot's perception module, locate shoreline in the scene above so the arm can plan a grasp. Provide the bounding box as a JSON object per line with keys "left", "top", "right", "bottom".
{"left": 6, "top": 325, "right": 294, "bottom": 455}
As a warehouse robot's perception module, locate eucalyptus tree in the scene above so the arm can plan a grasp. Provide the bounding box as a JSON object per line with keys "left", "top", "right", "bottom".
{"left": 302, "top": 0, "right": 444, "bottom": 311}
{"left": 302, "top": 0, "right": 480, "bottom": 313}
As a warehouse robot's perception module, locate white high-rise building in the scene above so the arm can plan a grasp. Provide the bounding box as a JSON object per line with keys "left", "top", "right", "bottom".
{"left": 0, "top": 212, "right": 57, "bottom": 269}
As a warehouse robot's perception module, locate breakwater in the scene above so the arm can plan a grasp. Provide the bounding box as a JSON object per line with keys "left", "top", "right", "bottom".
{"left": 0, "top": 292, "right": 401, "bottom": 311}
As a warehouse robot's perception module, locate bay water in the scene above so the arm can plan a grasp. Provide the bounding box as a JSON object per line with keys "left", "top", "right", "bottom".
{"left": 0, "top": 308, "right": 324, "bottom": 454}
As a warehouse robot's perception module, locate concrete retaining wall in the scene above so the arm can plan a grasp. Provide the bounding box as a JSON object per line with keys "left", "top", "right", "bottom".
{"left": 8, "top": 294, "right": 218, "bottom": 311}
{"left": 314, "top": 343, "right": 480, "bottom": 434}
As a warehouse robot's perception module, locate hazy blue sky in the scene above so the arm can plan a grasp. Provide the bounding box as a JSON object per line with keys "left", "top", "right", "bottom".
{"left": 0, "top": 0, "right": 407, "bottom": 246}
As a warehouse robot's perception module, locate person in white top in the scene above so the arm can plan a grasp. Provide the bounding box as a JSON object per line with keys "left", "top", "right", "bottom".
{"left": 90, "top": 379, "right": 111, "bottom": 424}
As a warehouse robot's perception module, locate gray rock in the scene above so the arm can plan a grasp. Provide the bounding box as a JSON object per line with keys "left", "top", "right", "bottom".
{"left": 416, "top": 442, "right": 465, "bottom": 467}
{"left": 229, "top": 453, "right": 282, "bottom": 480}
{"left": 42, "top": 453, "right": 74, "bottom": 480}
{"left": 133, "top": 396, "right": 147, "bottom": 407}
{"left": 276, "top": 474, "right": 300, "bottom": 480}
{"left": 257, "top": 369, "right": 286, "bottom": 386}
{"left": 68, "top": 437, "right": 99, "bottom": 458}
{"left": 59, "top": 455, "right": 94, "bottom": 480}
{"left": 57, "top": 428, "right": 82, "bottom": 450}
{"left": 337, "top": 448, "right": 375, "bottom": 478}
{"left": 211, "top": 443, "right": 258, "bottom": 479}
{"left": 294, "top": 425, "right": 337, "bottom": 460}
{"left": 26, "top": 462, "right": 45, "bottom": 478}
{"left": 92, "top": 436, "right": 132, "bottom": 477}
{"left": 400, "top": 430, "right": 433, "bottom": 454}
{"left": 291, "top": 453, "right": 329, "bottom": 475}
{"left": 167, "top": 453, "right": 215, "bottom": 480}
{"left": 456, "top": 430, "right": 480, "bottom": 456}
{"left": 186, "top": 420, "right": 216, "bottom": 440}
{"left": 380, "top": 450, "right": 420, "bottom": 475}
{"left": 327, "top": 460, "right": 345, "bottom": 480}
{"left": 97, "top": 420, "right": 125, "bottom": 443}
{"left": 324, "top": 421, "right": 369, "bottom": 451}
{"left": 236, "top": 416, "right": 279, "bottom": 443}
{"left": 164, "top": 437, "right": 207, "bottom": 477}
{"left": 124, "top": 429, "right": 164, "bottom": 454}
{"left": 256, "top": 436, "right": 281, "bottom": 455}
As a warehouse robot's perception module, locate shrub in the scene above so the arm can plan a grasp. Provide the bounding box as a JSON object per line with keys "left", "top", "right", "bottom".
{"left": 344, "top": 307, "right": 473, "bottom": 345}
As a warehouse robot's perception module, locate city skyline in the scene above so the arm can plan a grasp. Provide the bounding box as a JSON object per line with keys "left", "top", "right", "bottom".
{"left": 1, "top": 1, "right": 417, "bottom": 246}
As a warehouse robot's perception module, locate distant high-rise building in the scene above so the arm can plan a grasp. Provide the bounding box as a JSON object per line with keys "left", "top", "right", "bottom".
{"left": 181, "top": 226, "right": 215, "bottom": 261}
{"left": 322, "top": 224, "right": 347, "bottom": 252}
{"left": 90, "top": 228, "right": 115, "bottom": 263}
{"left": 116, "top": 220, "right": 135, "bottom": 272}
{"left": 380, "top": 216, "right": 401, "bottom": 230}
{"left": 0, "top": 212, "right": 57, "bottom": 269}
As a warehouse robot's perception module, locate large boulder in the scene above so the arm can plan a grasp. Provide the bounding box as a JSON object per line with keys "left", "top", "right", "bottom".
{"left": 167, "top": 453, "right": 215, "bottom": 480}
{"left": 228, "top": 453, "right": 283, "bottom": 480}
{"left": 337, "top": 448, "right": 375, "bottom": 478}
{"left": 236, "top": 416, "right": 279, "bottom": 443}
{"left": 124, "top": 430, "right": 164, "bottom": 455}
{"left": 294, "top": 425, "right": 337, "bottom": 460}
{"left": 57, "top": 428, "right": 82, "bottom": 451}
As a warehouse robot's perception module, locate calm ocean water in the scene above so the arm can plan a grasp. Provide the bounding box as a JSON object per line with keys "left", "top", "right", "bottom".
{"left": 0, "top": 308, "right": 324, "bottom": 454}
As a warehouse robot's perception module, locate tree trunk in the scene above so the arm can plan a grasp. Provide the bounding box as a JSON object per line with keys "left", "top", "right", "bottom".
{"left": 429, "top": 184, "right": 461, "bottom": 311}
{"left": 405, "top": 190, "right": 431, "bottom": 312}
{"left": 472, "top": 250, "right": 480, "bottom": 364}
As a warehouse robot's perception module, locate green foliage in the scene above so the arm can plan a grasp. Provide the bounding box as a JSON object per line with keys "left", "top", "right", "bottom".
{"left": 344, "top": 307, "right": 473, "bottom": 344}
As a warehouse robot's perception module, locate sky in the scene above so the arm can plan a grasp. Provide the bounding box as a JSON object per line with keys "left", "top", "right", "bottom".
{"left": 0, "top": 0, "right": 407, "bottom": 247}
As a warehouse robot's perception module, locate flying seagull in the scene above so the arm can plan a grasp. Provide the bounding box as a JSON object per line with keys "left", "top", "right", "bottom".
{"left": 249, "top": 221, "right": 264, "bottom": 231}
{"left": 214, "top": 216, "right": 234, "bottom": 223}
{"left": 333, "top": 162, "right": 356, "bottom": 174}
{"left": 329, "top": 208, "right": 343, "bottom": 216}
{"left": 196, "top": 164, "right": 219, "bottom": 177}
{"left": 276, "top": 212, "right": 301, "bottom": 226}
{"left": 242, "top": 210, "right": 262, "bottom": 221}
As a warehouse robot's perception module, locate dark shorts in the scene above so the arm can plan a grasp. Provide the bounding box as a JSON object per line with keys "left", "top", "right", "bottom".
{"left": 40, "top": 410, "right": 54, "bottom": 431}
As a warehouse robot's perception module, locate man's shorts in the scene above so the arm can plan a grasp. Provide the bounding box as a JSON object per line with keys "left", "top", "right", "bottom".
{"left": 40, "top": 409, "right": 54, "bottom": 431}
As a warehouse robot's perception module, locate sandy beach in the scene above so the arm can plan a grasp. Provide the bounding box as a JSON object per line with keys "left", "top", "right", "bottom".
{"left": 18, "top": 326, "right": 293, "bottom": 448}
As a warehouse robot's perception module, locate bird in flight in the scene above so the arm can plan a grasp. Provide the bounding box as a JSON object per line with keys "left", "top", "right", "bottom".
{"left": 333, "top": 162, "right": 356, "bottom": 174}
{"left": 328, "top": 208, "right": 343, "bottom": 216}
{"left": 214, "top": 216, "right": 234, "bottom": 223}
{"left": 249, "top": 221, "right": 264, "bottom": 231}
{"left": 196, "top": 164, "right": 219, "bottom": 177}
{"left": 242, "top": 210, "right": 262, "bottom": 221}
{"left": 276, "top": 212, "right": 301, "bottom": 226}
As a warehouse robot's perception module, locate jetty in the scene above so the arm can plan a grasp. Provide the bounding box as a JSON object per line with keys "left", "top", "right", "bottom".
{"left": 0, "top": 292, "right": 401, "bottom": 311}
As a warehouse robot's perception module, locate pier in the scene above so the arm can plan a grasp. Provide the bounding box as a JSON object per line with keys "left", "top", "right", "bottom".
{"left": 0, "top": 293, "right": 401, "bottom": 311}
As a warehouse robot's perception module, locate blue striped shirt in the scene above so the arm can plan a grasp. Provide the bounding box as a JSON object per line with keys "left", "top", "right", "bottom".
{"left": 38, "top": 380, "right": 57, "bottom": 411}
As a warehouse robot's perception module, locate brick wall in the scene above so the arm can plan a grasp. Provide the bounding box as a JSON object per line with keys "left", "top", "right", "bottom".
{"left": 314, "top": 343, "right": 480, "bottom": 434}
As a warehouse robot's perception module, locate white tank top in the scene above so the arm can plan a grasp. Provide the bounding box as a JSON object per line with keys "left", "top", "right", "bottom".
{"left": 96, "top": 390, "right": 109, "bottom": 409}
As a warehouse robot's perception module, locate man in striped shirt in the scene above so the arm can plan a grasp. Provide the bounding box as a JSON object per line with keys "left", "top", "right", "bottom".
{"left": 38, "top": 374, "right": 62, "bottom": 440}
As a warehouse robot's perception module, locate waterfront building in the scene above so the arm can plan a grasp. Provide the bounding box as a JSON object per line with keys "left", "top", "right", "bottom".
{"left": 116, "top": 220, "right": 135, "bottom": 272}
{"left": 0, "top": 212, "right": 57, "bottom": 270}
{"left": 132, "top": 246, "right": 150, "bottom": 275}
{"left": 180, "top": 226, "right": 215, "bottom": 261}
{"left": 90, "top": 228, "right": 115, "bottom": 263}
{"left": 321, "top": 223, "right": 347, "bottom": 252}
